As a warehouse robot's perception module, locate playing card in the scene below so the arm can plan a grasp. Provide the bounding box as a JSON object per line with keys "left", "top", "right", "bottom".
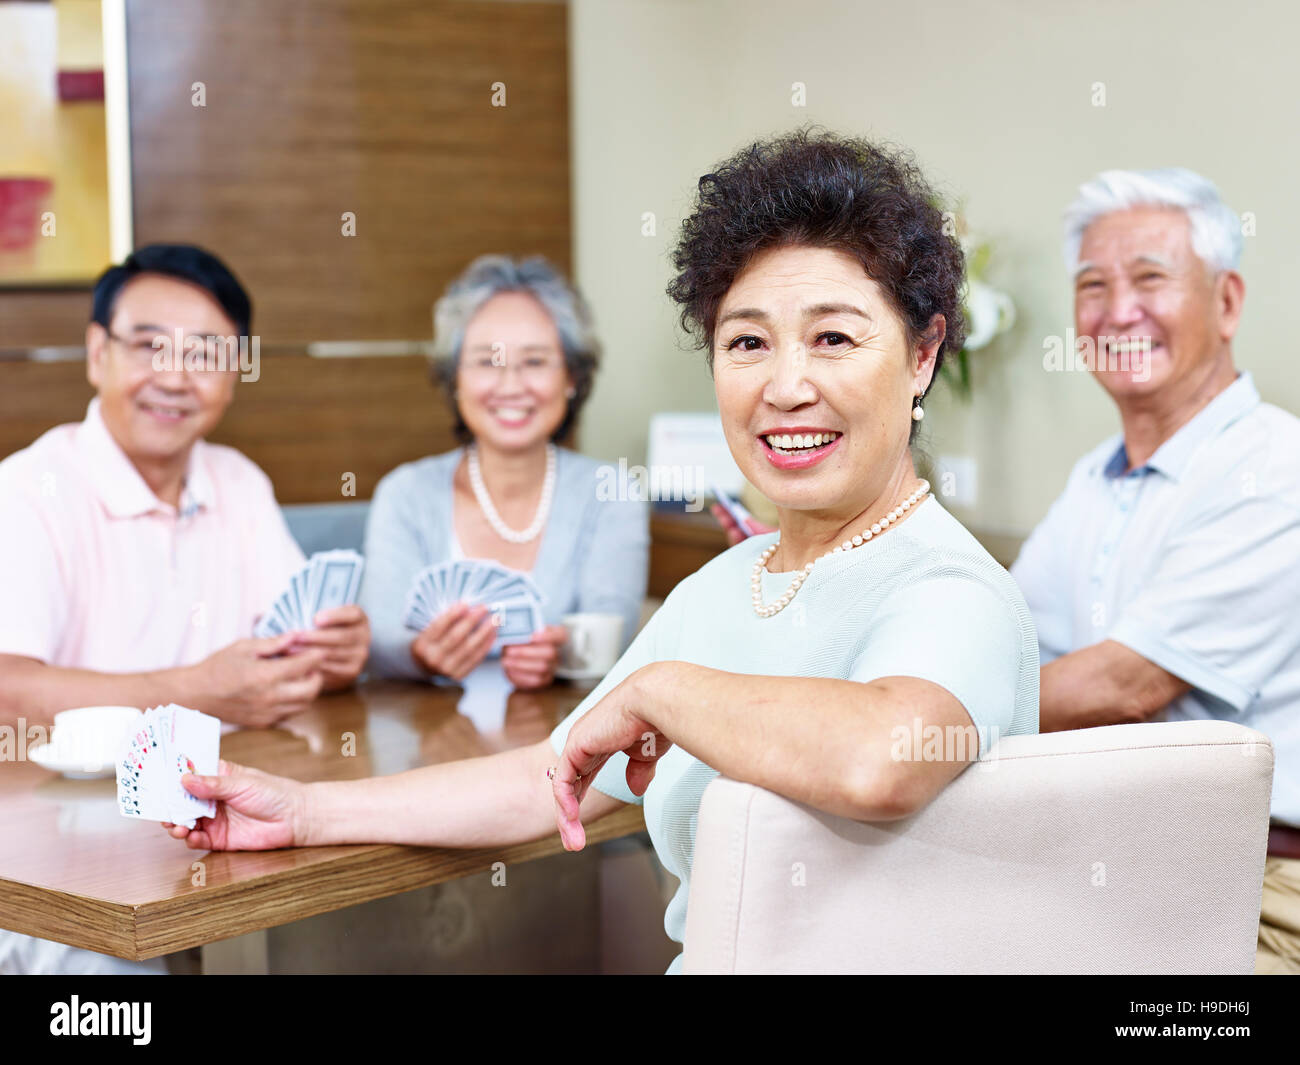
{"left": 487, "top": 596, "right": 542, "bottom": 647}
{"left": 400, "top": 560, "right": 544, "bottom": 656}
{"left": 475, "top": 574, "right": 531, "bottom": 604}
{"left": 402, "top": 579, "right": 433, "bottom": 631}
{"left": 415, "top": 570, "right": 440, "bottom": 613}
{"left": 254, "top": 610, "right": 284, "bottom": 638}
{"left": 273, "top": 594, "right": 294, "bottom": 632}
{"left": 118, "top": 719, "right": 166, "bottom": 819}
{"left": 118, "top": 718, "right": 168, "bottom": 821}
{"left": 160, "top": 705, "right": 219, "bottom": 824}
{"left": 116, "top": 704, "right": 220, "bottom": 828}
{"left": 310, "top": 550, "right": 365, "bottom": 619}
{"left": 463, "top": 562, "right": 510, "bottom": 603}
{"left": 290, "top": 570, "right": 309, "bottom": 628}
{"left": 428, "top": 562, "right": 454, "bottom": 607}
{"left": 341, "top": 550, "right": 366, "bottom": 603}
{"left": 254, "top": 551, "right": 365, "bottom": 638}
{"left": 402, "top": 562, "right": 471, "bottom": 631}
{"left": 444, "top": 561, "right": 461, "bottom": 596}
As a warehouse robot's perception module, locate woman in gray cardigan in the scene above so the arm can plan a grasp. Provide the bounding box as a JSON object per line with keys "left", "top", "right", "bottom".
{"left": 361, "top": 255, "right": 649, "bottom": 688}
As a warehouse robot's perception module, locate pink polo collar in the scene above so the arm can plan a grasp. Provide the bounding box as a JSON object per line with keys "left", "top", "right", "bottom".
{"left": 75, "top": 397, "right": 216, "bottom": 518}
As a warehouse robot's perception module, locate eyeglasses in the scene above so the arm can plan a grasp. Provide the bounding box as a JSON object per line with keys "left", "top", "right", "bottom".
{"left": 105, "top": 329, "right": 243, "bottom": 375}
{"left": 459, "top": 350, "right": 567, "bottom": 386}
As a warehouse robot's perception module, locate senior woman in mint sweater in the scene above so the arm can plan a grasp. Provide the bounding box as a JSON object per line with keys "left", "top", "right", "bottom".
{"left": 168, "top": 129, "right": 1039, "bottom": 973}
{"left": 360, "top": 254, "right": 649, "bottom": 689}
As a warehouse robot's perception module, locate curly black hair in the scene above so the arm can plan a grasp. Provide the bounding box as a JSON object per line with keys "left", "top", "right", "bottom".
{"left": 666, "top": 127, "right": 966, "bottom": 413}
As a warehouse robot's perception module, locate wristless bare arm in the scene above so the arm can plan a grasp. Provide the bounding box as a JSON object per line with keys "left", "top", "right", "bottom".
{"left": 298, "top": 738, "right": 629, "bottom": 849}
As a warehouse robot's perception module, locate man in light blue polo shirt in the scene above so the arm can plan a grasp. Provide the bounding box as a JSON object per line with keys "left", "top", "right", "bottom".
{"left": 1012, "top": 168, "right": 1300, "bottom": 974}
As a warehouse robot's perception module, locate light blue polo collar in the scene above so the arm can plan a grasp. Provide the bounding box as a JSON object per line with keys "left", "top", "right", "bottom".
{"left": 1100, "top": 371, "right": 1260, "bottom": 482}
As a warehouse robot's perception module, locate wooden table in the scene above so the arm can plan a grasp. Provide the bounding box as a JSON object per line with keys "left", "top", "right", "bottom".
{"left": 0, "top": 680, "right": 646, "bottom": 962}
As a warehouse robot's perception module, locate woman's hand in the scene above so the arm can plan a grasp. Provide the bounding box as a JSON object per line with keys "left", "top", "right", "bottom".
{"left": 710, "top": 502, "right": 776, "bottom": 546}
{"left": 501, "top": 625, "right": 568, "bottom": 690}
{"left": 551, "top": 665, "right": 671, "bottom": 851}
{"left": 410, "top": 602, "right": 498, "bottom": 681}
{"left": 288, "top": 605, "right": 371, "bottom": 690}
{"left": 161, "top": 759, "right": 306, "bottom": 851}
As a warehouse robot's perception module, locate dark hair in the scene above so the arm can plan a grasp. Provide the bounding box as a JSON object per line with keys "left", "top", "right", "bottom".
{"left": 91, "top": 244, "right": 252, "bottom": 337}
{"left": 666, "top": 127, "right": 965, "bottom": 420}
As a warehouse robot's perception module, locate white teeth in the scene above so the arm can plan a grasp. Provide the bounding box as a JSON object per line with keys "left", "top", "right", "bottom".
{"left": 764, "top": 431, "right": 840, "bottom": 452}
{"left": 493, "top": 407, "right": 530, "bottom": 422}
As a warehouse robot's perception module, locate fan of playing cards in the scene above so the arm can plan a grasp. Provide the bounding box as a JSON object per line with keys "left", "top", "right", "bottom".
{"left": 254, "top": 549, "right": 365, "bottom": 638}
{"left": 116, "top": 704, "right": 220, "bottom": 829}
{"left": 402, "top": 560, "right": 544, "bottom": 652}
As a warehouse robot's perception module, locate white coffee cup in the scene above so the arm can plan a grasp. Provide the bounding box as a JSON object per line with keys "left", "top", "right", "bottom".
{"left": 558, "top": 613, "right": 624, "bottom": 679}
{"left": 31, "top": 705, "right": 143, "bottom": 777}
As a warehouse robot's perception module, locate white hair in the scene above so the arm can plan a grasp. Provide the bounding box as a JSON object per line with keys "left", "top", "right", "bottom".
{"left": 1063, "top": 167, "right": 1242, "bottom": 274}
{"left": 431, "top": 253, "right": 599, "bottom": 365}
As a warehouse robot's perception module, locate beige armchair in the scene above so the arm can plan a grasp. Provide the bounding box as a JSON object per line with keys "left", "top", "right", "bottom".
{"left": 682, "top": 720, "right": 1273, "bottom": 974}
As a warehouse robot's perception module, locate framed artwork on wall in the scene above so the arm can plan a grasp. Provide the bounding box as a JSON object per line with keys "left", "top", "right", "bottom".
{"left": 0, "top": 0, "right": 131, "bottom": 287}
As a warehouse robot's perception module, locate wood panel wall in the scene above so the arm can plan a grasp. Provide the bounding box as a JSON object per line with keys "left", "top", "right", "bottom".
{"left": 0, "top": 290, "right": 91, "bottom": 348}
{"left": 126, "top": 0, "right": 572, "bottom": 345}
{"left": 0, "top": 355, "right": 462, "bottom": 503}
{"left": 0, "top": 0, "right": 571, "bottom": 502}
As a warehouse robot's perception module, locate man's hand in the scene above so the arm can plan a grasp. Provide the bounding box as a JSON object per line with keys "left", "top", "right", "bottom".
{"left": 288, "top": 605, "right": 371, "bottom": 690}
{"left": 182, "top": 634, "right": 327, "bottom": 727}
{"left": 502, "top": 625, "right": 567, "bottom": 690}
{"left": 410, "top": 602, "right": 498, "bottom": 681}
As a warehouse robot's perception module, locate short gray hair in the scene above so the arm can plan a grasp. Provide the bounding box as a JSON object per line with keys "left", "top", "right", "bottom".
{"left": 430, "top": 254, "right": 600, "bottom": 443}
{"left": 1063, "top": 167, "right": 1242, "bottom": 274}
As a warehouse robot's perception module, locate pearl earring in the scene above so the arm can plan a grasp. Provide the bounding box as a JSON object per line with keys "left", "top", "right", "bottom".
{"left": 912, "top": 395, "right": 925, "bottom": 422}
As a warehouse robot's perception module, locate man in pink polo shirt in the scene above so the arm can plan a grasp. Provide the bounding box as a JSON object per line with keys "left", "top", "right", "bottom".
{"left": 0, "top": 244, "right": 370, "bottom": 973}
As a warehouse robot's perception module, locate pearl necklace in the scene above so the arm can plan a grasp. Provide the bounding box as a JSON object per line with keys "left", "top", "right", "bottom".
{"left": 751, "top": 480, "right": 930, "bottom": 618}
{"left": 467, "top": 442, "right": 556, "bottom": 544}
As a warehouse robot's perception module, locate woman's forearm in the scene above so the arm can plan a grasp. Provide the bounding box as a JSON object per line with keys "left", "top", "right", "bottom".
{"left": 637, "top": 662, "right": 975, "bottom": 821}
{"left": 299, "top": 740, "right": 559, "bottom": 848}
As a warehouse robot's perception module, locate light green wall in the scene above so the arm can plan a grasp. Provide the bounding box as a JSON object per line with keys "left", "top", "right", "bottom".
{"left": 570, "top": 0, "right": 1299, "bottom": 536}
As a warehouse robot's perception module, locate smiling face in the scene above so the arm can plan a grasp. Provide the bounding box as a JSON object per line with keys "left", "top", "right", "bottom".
{"left": 455, "top": 291, "right": 574, "bottom": 451}
{"left": 85, "top": 273, "right": 240, "bottom": 470}
{"left": 712, "top": 244, "right": 940, "bottom": 522}
{"left": 1074, "top": 206, "right": 1242, "bottom": 404}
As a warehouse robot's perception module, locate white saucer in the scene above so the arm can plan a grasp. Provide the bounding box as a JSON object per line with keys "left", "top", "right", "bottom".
{"left": 29, "top": 706, "right": 142, "bottom": 779}
{"left": 28, "top": 742, "right": 116, "bottom": 779}
{"left": 555, "top": 667, "right": 608, "bottom": 683}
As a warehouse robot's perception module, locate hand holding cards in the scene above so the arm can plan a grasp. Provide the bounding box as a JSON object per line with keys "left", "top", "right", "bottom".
{"left": 254, "top": 549, "right": 364, "bottom": 638}
{"left": 116, "top": 704, "right": 220, "bottom": 829}
{"left": 402, "top": 559, "right": 543, "bottom": 651}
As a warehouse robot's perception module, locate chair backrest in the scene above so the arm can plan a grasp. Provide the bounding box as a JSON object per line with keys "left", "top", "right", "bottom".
{"left": 281, "top": 501, "right": 370, "bottom": 556}
{"left": 682, "top": 720, "right": 1274, "bottom": 974}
